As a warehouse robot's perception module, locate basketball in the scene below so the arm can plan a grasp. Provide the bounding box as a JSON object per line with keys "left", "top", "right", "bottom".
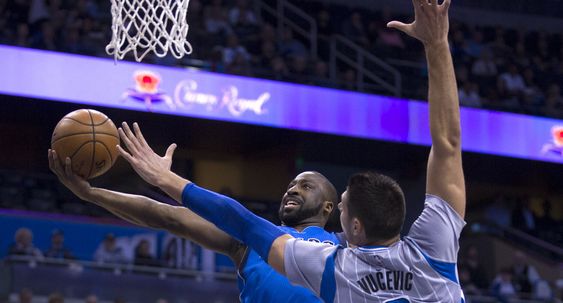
{"left": 51, "top": 109, "right": 120, "bottom": 179}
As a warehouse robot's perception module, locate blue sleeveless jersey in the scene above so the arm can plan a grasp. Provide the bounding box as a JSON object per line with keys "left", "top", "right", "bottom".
{"left": 237, "top": 226, "right": 340, "bottom": 303}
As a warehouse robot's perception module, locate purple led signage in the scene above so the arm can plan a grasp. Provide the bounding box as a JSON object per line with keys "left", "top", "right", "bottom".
{"left": 0, "top": 45, "right": 562, "bottom": 163}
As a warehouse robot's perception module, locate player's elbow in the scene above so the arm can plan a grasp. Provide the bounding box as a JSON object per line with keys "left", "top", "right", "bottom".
{"left": 434, "top": 130, "right": 461, "bottom": 155}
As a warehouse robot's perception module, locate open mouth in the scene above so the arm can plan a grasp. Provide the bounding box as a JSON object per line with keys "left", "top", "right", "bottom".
{"left": 283, "top": 198, "right": 302, "bottom": 210}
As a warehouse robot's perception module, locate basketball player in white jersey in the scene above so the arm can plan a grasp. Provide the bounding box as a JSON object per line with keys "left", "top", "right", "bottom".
{"left": 111, "top": 0, "right": 466, "bottom": 301}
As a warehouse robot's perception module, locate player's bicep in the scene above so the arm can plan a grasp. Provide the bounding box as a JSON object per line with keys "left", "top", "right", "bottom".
{"left": 426, "top": 146, "right": 466, "bottom": 219}
{"left": 267, "top": 234, "right": 293, "bottom": 275}
{"left": 283, "top": 239, "right": 338, "bottom": 296}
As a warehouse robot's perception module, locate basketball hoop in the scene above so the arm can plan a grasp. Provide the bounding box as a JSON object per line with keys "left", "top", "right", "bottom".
{"left": 105, "top": 0, "right": 193, "bottom": 62}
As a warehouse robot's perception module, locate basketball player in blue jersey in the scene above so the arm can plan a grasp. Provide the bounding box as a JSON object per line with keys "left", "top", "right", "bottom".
{"left": 48, "top": 153, "right": 342, "bottom": 302}
{"left": 111, "top": 0, "right": 466, "bottom": 302}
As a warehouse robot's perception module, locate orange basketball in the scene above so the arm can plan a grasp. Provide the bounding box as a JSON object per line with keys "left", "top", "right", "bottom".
{"left": 51, "top": 109, "right": 120, "bottom": 179}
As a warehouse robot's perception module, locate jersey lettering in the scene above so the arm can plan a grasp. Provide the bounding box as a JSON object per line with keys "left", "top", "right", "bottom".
{"left": 356, "top": 271, "right": 414, "bottom": 294}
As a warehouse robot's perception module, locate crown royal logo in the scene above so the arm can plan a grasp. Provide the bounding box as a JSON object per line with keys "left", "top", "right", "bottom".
{"left": 541, "top": 126, "right": 563, "bottom": 157}
{"left": 123, "top": 71, "right": 181, "bottom": 111}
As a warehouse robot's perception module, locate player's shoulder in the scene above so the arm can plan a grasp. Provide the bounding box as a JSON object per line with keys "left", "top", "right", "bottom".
{"left": 424, "top": 194, "right": 465, "bottom": 223}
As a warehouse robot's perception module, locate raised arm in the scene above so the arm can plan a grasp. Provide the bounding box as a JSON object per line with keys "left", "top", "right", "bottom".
{"left": 388, "top": 0, "right": 465, "bottom": 218}
{"left": 116, "top": 122, "right": 292, "bottom": 274}
{"left": 48, "top": 149, "right": 245, "bottom": 262}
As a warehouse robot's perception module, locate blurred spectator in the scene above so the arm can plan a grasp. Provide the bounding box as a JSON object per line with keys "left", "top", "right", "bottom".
{"left": 259, "top": 23, "right": 276, "bottom": 45}
{"left": 484, "top": 195, "right": 512, "bottom": 228}
{"left": 375, "top": 12, "right": 405, "bottom": 59}
{"left": 341, "top": 11, "right": 369, "bottom": 47}
{"left": 533, "top": 279, "right": 554, "bottom": 301}
{"left": 18, "top": 288, "right": 33, "bottom": 303}
{"left": 8, "top": 227, "right": 44, "bottom": 259}
{"left": 134, "top": 239, "right": 160, "bottom": 267}
{"left": 270, "top": 56, "right": 290, "bottom": 81}
{"left": 44, "top": 229, "right": 74, "bottom": 260}
{"left": 204, "top": 0, "right": 232, "bottom": 42}
{"left": 29, "top": 0, "right": 49, "bottom": 29}
{"left": 459, "top": 82, "right": 482, "bottom": 108}
{"left": 94, "top": 233, "right": 127, "bottom": 264}
{"left": 537, "top": 199, "right": 556, "bottom": 232}
{"left": 459, "top": 266, "right": 480, "bottom": 295}
{"left": 278, "top": 28, "right": 307, "bottom": 59}
{"left": 6, "top": 0, "right": 30, "bottom": 35}
{"left": 544, "top": 84, "right": 563, "bottom": 118}
{"left": 455, "top": 64, "right": 470, "bottom": 86}
{"left": 222, "top": 34, "right": 250, "bottom": 66}
{"left": 85, "top": 295, "right": 98, "bottom": 303}
{"left": 255, "top": 40, "right": 277, "bottom": 68}
{"left": 316, "top": 9, "right": 333, "bottom": 37}
{"left": 511, "top": 198, "right": 536, "bottom": 234}
{"left": 511, "top": 251, "right": 540, "bottom": 294}
{"left": 228, "top": 0, "right": 257, "bottom": 26}
{"left": 461, "top": 245, "right": 489, "bottom": 290}
{"left": 15, "top": 23, "right": 30, "bottom": 47}
{"left": 310, "top": 60, "right": 332, "bottom": 88}
{"left": 289, "top": 55, "right": 309, "bottom": 83}
{"left": 498, "top": 64, "right": 527, "bottom": 108}
{"left": 230, "top": 0, "right": 259, "bottom": 51}
{"left": 491, "top": 268, "right": 517, "bottom": 303}
{"left": 162, "top": 237, "right": 179, "bottom": 268}
{"left": 226, "top": 52, "right": 253, "bottom": 76}
{"left": 30, "top": 21, "right": 59, "bottom": 50}
{"left": 471, "top": 50, "right": 497, "bottom": 78}
{"left": 341, "top": 68, "right": 357, "bottom": 91}
{"left": 48, "top": 292, "right": 64, "bottom": 303}
{"left": 464, "top": 29, "right": 487, "bottom": 58}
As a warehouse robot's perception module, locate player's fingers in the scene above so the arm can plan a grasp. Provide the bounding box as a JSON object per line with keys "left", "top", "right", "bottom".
{"left": 387, "top": 21, "right": 412, "bottom": 35}
{"left": 132, "top": 122, "right": 150, "bottom": 148}
{"left": 441, "top": 0, "right": 451, "bottom": 10}
{"left": 64, "top": 157, "right": 73, "bottom": 177}
{"left": 48, "top": 149, "right": 57, "bottom": 174}
{"left": 118, "top": 127, "right": 140, "bottom": 155}
{"left": 165, "top": 143, "right": 177, "bottom": 159}
{"left": 117, "top": 144, "right": 136, "bottom": 164}
{"left": 411, "top": 0, "right": 423, "bottom": 15}
{"left": 50, "top": 150, "right": 63, "bottom": 175}
{"left": 121, "top": 122, "right": 143, "bottom": 150}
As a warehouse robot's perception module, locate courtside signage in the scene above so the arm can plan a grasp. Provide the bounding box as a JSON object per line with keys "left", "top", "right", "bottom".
{"left": 0, "top": 45, "right": 562, "bottom": 164}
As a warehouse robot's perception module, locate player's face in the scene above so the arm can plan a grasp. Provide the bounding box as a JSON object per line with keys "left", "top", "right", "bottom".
{"left": 339, "top": 190, "right": 353, "bottom": 240}
{"left": 279, "top": 172, "right": 328, "bottom": 226}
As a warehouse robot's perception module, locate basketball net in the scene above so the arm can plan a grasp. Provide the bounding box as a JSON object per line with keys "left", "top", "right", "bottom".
{"left": 106, "top": 0, "right": 193, "bottom": 62}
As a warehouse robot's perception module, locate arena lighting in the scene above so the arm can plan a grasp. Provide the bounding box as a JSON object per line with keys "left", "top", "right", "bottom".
{"left": 0, "top": 45, "right": 562, "bottom": 164}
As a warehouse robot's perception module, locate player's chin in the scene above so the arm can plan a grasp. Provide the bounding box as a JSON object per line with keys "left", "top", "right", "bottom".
{"left": 279, "top": 209, "right": 295, "bottom": 220}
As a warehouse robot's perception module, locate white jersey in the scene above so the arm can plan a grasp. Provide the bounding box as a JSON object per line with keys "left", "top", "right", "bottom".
{"left": 284, "top": 195, "right": 466, "bottom": 303}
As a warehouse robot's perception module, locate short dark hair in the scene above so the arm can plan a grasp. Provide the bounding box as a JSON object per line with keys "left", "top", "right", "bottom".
{"left": 347, "top": 171, "right": 405, "bottom": 241}
{"left": 310, "top": 171, "right": 338, "bottom": 206}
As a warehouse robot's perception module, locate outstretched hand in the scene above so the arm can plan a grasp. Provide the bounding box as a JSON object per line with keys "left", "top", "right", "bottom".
{"left": 387, "top": 0, "right": 450, "bottom": 47}
{"left": 117, "top": 122, "right": 177, "bottom": 187}
{"left": 48, "top": 149, "right": 92, "bottom": 200}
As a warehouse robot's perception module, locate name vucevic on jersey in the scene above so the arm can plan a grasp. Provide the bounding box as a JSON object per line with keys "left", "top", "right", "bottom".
{"left": 357, "top": 270, "right": 414, "bottom": 295}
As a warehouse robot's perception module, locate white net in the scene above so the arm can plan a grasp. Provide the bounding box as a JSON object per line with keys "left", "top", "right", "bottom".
{"left": 106, "top": 0, "right": 193, "bottom": 62}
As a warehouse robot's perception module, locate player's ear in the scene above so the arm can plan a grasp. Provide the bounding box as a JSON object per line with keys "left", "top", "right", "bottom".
{"left": 352, "top": 217, "right": 363, "bottom": 237}
{"left": 323, "top": 200, "right": 334, "bottom": 216}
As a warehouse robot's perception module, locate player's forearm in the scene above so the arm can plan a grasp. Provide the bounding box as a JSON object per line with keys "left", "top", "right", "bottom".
{"left": 425, "top": 42, "right": 461, "bottom": 154}
{"left": 154, "top": 170, "right": 191, "bottom": 203}
{"left": 84, "top": 187, "right": 240, "bottom": 256}
{"left": 182, "top": 183, "right": 286, "bottom": 262}
{"left": 85, "top": 187, "right": 170, "bottom": 229}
